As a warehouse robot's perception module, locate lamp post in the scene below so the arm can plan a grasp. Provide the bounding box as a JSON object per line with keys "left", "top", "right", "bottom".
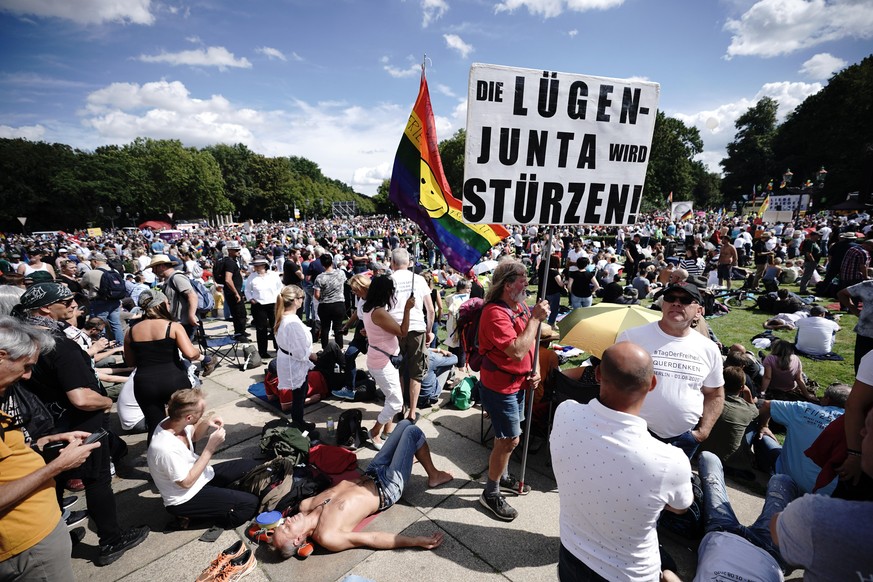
{"left": 816, "top": 166, "right": 828, "bottom": 188}
{"left": 783, "top": 168, "right": 794, "bottom": 187}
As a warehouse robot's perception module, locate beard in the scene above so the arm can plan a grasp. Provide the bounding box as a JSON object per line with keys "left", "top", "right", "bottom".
{"left": 511, "top": 287, "right": 527, "bottom": 305}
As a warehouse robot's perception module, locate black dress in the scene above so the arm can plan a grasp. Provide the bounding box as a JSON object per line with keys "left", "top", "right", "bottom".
{"left": 131, "top": 321, "right": 191, "bottom": 441}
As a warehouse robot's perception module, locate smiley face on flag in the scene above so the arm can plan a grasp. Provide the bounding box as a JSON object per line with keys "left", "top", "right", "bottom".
{"left": 418, "top": 159, "right": 449, "bottom": 219}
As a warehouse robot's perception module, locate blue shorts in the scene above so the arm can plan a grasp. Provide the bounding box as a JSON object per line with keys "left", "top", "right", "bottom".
{"left": 479, "top": 386, "right": 525, "bottom": 439}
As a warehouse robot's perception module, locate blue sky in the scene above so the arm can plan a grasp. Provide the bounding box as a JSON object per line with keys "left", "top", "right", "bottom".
{"left": 1, "top": 0, "right": 871, "bottom": 196}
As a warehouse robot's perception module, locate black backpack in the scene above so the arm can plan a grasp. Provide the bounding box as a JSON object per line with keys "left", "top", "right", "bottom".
{"left": 97, "top": 267, "right": 127, "bottom": 300}
{"left": 335, "top": 409, "right": 368, "bottom": 450}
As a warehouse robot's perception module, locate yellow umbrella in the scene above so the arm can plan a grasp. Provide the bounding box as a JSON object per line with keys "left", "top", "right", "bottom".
{"left": 557, "top": 303, "right": 661, "bottom": 358}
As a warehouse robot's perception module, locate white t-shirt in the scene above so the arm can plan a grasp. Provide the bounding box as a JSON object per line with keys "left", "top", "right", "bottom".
{"left": 389, "top": 269, "right": 428, "bottom": 333}
{"left": 618, "top": 322, "right": 724, "bottom": 438}
{"left": 693, "top": 532, "right": 783, "bottom": 582}
{"left": 147, "top": 422, "right": 214, "bottom": 506}
{"left": 793, "top": 316, "right": 840, "bottom": 356}
{"left": 551, "top": 399, "right": 693, "bottom": 582}
{"left": 117, "top": 371, "right": 145, "bottom": 431}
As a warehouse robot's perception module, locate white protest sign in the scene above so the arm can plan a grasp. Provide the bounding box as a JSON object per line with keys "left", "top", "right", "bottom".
{"left": 463, "top": 63, "right": 659, "bottom": 226}
{"left": 671, "top": 201, "right": 693, "bottom": 221}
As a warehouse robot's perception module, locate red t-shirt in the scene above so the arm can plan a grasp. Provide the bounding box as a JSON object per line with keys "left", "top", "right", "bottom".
{"left": 479, "top": 301, "right": 533, "bottom": 394}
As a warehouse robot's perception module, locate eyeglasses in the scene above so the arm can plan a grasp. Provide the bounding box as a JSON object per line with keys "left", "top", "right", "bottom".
{"left": 663, "top": 294, "right": 697, "bottom": 305}
{"left": 55, "top": 298, "right": 75, "bottom": 307}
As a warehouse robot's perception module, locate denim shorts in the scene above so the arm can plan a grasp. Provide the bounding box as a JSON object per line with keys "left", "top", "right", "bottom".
{"left": 479, "top": 386, "right": 525, "bottom": 439}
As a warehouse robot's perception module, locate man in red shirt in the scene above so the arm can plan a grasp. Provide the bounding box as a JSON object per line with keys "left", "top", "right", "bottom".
{"left": 478, "top": 259, "right": 549, "bottom": 521}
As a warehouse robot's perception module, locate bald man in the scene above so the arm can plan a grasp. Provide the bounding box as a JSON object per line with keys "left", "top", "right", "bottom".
{"left": 550, "top": 342, "right": 693, "bottom": 582}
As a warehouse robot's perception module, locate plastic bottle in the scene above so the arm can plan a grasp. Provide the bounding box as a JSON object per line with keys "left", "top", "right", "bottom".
{"left": 326, "top": 416, "right": 335, "bottom": 437}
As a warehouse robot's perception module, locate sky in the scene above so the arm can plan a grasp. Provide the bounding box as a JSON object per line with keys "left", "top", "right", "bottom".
{"left": 1, "top": 0, "right": 871, "bottom": 197}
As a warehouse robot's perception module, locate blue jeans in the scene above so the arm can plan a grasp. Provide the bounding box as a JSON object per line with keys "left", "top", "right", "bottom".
{"left": 302, "top": 283, "right": 316, "bottom": 322}
{"left": 420, "top": 351, "right": 458, "bottom": 403}
{"left": 479, "top": 386, "right": 525, "bottom": 439}
{"left": 654, "top": 429, "right": 700, "bottom": 459}
{"left": 344, "top": 341, "right": 362, "bottom": 388}
{"left": 742, "top": 419, "right": 782, "bottom": 473}
{"left": 569, "top": 294, "right": 592, "bottom": 309}
{"left": 546, "top": 292, "right": 561, "bottom": 325}
{"left": 364, "top": 420, "right": 424, "bottom": 510}
{"left": 90, "top": 299, "right": 124, "bottom": 345}
{"left": 698, "top": 451, "right": 798, "bottom": 571}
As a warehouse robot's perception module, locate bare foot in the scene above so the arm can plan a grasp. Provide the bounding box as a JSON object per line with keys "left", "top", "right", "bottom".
{"left": 428, "top": 470, "right": 453, "bottom": 488}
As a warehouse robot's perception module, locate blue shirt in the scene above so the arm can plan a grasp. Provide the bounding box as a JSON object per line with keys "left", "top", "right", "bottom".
{"left": 771, "top": 401, "right": 843, "bottom": 495}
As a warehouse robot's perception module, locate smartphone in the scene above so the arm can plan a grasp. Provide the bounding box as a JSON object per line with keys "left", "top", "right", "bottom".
{"left": 83, "top": 428, "right": 108, "bottom": 445}
{"left": 41, "top": 441, "right": 67, "bottom": 462}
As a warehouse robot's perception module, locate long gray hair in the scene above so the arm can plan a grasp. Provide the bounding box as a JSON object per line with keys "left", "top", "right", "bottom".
{"left": 484, "top": 258, "right": 527, "bottom": 304}
{"left": 0, "top": 315, "right": 55, "bottom": 361}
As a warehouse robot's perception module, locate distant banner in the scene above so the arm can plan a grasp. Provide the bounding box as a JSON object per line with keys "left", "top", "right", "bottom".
{"left": 463, "top": 63, "right": 659, "bottom": 226}
{"left": 671, "top": 202, "right": 693, "bottom": 221}
{"left": 87, "top": 228, "right": 103, "bottom": 237}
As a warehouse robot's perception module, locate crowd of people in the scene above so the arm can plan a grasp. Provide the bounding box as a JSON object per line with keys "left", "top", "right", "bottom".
{"left": 1, "top": 208, "right": 872, "bottom": 580}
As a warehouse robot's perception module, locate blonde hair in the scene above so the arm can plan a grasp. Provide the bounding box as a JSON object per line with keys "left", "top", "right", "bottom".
{"left": 274, "top": 285, "right": 304, "bottom": 334}
{"left": 167, "top": 388, "right": 205, "bottom": 419}
{"left": 348, "top": 274, "right": 371, "bottom": 296}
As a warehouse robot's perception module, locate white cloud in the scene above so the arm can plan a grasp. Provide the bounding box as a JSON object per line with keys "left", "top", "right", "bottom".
{"left": 443, "top": 34, "right": 474, "bottom": 59}
{"left": 137, "top": 47, "right": 252, "bottom": 70}
{"left": 290, "top": 52, "right": 304, "bottom": 62}
{"left": 724, "top": 0, "right": 873, "bottom": 59}
{"left": 381, "top": 56, "right": 420, "bottom": 78}
{"left": 673, "top": 80, "right": 822, "bottom": 173}
{"left": 0, "top": 72, "right": 89, "bottom": 89}
{"left": 422, "top": 0, "right": 448, "bottom": 27}
{"left": 436, "top": 83, "right": 457, "bottom": 98}
{"left": 568, "top": 29, "right": 578, "bottom": 37}
{"left": 0, "top": 0, "right": 154, "bottom": 25}
{"left": 185, "top": 36, "right": 201, "bottom": 44}
{"left": 800, "top": 52, "right": 847, "bottom": 80}
{"left": 257, "top": 46, "right": 287, "bottom": 61}
{"left": 494, "top": 0, "right": 624, "bottom": 18}
{"left": 0, "top": 123, "right": 46, "bottom": 141}
{"left": 76, "top": 79, "right": 413, "bottom": 195}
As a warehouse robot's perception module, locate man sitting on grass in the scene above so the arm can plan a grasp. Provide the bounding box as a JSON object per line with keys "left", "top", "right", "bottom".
{"left": 270, "top": 420, "right": 452, "bottom": 556}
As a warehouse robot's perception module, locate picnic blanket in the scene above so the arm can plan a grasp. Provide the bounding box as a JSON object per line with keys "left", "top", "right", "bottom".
{"left": 795, "top": 349, "right": 844, "bottom": 361}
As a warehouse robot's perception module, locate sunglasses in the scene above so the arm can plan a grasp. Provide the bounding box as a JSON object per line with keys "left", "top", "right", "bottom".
{"left": 663, "top": 294, "right": 697, "bottom": 305}
{"left": 55, "top": 298, "right": 75, "bottom": 307}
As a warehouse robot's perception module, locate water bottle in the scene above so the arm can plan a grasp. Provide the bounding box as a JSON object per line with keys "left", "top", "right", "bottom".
{"left": 326, "top": 416, "right": 335, "bottom": 437}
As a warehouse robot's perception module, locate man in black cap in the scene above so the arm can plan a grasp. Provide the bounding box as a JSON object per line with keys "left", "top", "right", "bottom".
{"left": 217, "top": 242, "right": 249, "bottom": 339}
{"left": 15, "top": 282, "right": 149, "bottom": 566}
{"left": 81, "top": 252, "right": 125, "bottom": 346}
{"left": 618, "top": 282, "right": 725, "bottom": 458}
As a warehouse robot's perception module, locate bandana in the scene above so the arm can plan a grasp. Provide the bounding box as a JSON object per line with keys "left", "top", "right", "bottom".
{"left": 18, "top": 282, "right": 72, "bottom": 310}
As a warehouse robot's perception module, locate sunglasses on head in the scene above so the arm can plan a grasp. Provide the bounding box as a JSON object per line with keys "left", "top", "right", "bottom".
{"left": 663, "top": 294, "right": 697, "bottom": 305}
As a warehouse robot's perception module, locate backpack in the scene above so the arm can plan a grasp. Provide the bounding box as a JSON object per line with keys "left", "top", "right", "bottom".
{"left": 457, "top": 298, "right": 513, "bottom": 372}
{"left": 308, "top": 443, "right": 358, "bottom": 475}
{"left": 97, "top": 267, "right": 127, "bottom": 300}
{"left": 335, "top": 409, "right": 368, "bottom": 450}
{"left": 259, "top": 419, "right": 310, "bottom": 463}
{"left": 167, "top": 273, "right": 215, "bottom": 316}
{"left": 212, "top": 256, "right": 228, "bottom": 286}
{"left": 231, "top": 456, "right": 296, "bottom": 502}
{"left": 450, "top": 376, "right": 475, "bottom": 410}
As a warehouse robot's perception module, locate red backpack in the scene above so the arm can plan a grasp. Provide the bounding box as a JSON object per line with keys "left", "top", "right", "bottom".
{"left": 457, "top": 298, "right": 513, "bottom": 372}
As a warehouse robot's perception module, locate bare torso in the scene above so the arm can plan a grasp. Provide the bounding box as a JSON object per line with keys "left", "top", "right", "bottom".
{"left": 303, "top": 478, "right": 381, "bottom": 548}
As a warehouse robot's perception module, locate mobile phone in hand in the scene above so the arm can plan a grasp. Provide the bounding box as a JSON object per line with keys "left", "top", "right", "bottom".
{"left": 83, "top": 428, "right": 108, "bottom": 445}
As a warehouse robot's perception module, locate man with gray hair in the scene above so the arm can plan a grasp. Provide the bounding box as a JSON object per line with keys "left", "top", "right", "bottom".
{"left": 754, "top": 383, "right": 850, "bottom": 495}
{"left": 81, "top": 252, "right": 125, "bottom": 345}
{"left": 389, "top": 248, "right": 434, "bottom": 424}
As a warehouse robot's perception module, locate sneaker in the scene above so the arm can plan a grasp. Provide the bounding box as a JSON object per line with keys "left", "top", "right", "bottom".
{"left": 70, "top": 527, "right": 86, "bottom": 546}
{"left": 479, "top": 492, "right": 518, "bottom": 521}
{"left": 96, "top": 525, "right": 149, "bottom": 567}
{"left": 500, "top": 475, "right": 531, "bottom": 496}
{"left": 202, "top": 356, "right": 217, "bottom": 377}
{"left": 214, "top": 548, "right": 256, "bottom": 582}
{"left": 65, "top": 509, "right": 88, "bottom": 529}
{"left": 65, "top": 478, "right": 85, "bottom": 492}
{"left": 331, "top": 387, "right": 356, "bottom": 400}
{"left": 196, "top": 540, "right": 246, "bottom": 582}
{"left": 62, "top": 495, "right": 79, "bottom": 511}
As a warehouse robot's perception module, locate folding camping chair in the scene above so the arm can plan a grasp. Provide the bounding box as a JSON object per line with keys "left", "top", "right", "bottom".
{"left": 546, "top": 368, "right": 600, "bottom": 434}
{"left": 196, "top": 320, "right": 242, "bottom": 371}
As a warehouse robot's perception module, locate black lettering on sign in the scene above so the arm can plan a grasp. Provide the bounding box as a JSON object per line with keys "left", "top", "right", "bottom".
{"left": 567, "top": 81, "right": 588, "bottom": 120}
{"left": 538, "top": 71, "right": 559, "bottom": 118}
{"left": 565, "top": 183, "right": 585, "bottom": 224}
{"left": 556, "top": 132, "right": 574, "bottom": 168}
{"left": 604, "top": 184, "right": 631, "bottom": 224}
{"left": 608, "top": 143, "right": 649, "bottom": 163}
{"left": 498, "top": 128, "right": 521, "bottom": 165}
{"left": 463, "top": 179, "right": 487, "bottom": 222}
{"left": 628, "top": 184, "right": 643, "bottom": 224}
{"left": 513, "top": 174, "right": 538, "bottom": 223}
{"left": 539, "top": 180, "right": 563, "bottom": 224}
{"left": 576, "top": 134, "right": 596, "bottom": 169}
{"left": 585, "top": 183, "right": 606, "bottom": 223}
{"left": 620, "top": 87, "right": 644, "bottom": 124}
{"left": 490, "top": 179, "right": 512, "bottom": 223}
{"left": 475, "top": 80, "right": 504, "bottom": 102}
{"left": 513, "top": 76, "right": 528, "bottom": 116}
{"left": 527, "top": 130, "right": 547, "bottom": 167}
{"left": 476, "top": 126, "right": 492, "bottom": 164}
{"left": 597, "top": 85, "right": 613, "bottom": 122}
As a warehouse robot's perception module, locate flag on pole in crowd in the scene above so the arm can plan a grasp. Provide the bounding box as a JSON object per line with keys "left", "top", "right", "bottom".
{"left": 389, "top": 67, "right": 509, "bottom": 273}
{"left": 680, "top": 208, "right": 693, "bottom": 221}
{"left": 667, "top": 191, "right": 673, "bottom": 204}
{"left": 757, "top": 194, "right": 770, "bottom": 218}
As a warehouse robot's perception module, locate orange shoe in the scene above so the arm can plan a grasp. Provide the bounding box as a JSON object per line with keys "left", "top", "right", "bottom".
{"left": 196, "top": 540, "right": 246, "bottom": 582}
{"left": 214, "top": 548, "right": 256, "bottom": 582}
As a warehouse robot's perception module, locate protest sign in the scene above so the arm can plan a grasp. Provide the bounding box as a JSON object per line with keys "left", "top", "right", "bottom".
{"left": 463, "top": 63, "right": 659, "bottom": 226}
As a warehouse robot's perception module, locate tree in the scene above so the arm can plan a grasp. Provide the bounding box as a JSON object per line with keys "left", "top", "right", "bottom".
{"left": 720, "top": 97, "right": 778, "bottom": 201}
{"left": 645, "top": 111, "right": 703, "bottom": 205}
{"left": 371, "top": 179, "right": 396, "bottom": 216}
{"left": 438, "top": 128, "right": 466, "bottom": 199}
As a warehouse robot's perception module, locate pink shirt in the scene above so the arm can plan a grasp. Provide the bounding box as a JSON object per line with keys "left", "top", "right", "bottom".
{"left": 362, "top": 308, "right": 399, "bottom": 370}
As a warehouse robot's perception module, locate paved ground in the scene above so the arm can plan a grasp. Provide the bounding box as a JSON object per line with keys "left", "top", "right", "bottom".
{"left": 67, "top": 325, "right": 801, "bottom": 582}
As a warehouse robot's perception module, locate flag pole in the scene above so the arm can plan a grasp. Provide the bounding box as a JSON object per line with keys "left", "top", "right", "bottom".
{"left": 517, "top": 224, "right": 553, "bottom": 492}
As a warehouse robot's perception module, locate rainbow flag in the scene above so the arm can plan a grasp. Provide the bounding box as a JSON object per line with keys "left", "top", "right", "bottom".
{"left": 758, "top": 194, "right": 770, "bottom": 218}
{"left": 667, "top": 191, "right": 673, "bottom": 204}
{"left": 389, "top": 72, "right": 509, "bottom": 273}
